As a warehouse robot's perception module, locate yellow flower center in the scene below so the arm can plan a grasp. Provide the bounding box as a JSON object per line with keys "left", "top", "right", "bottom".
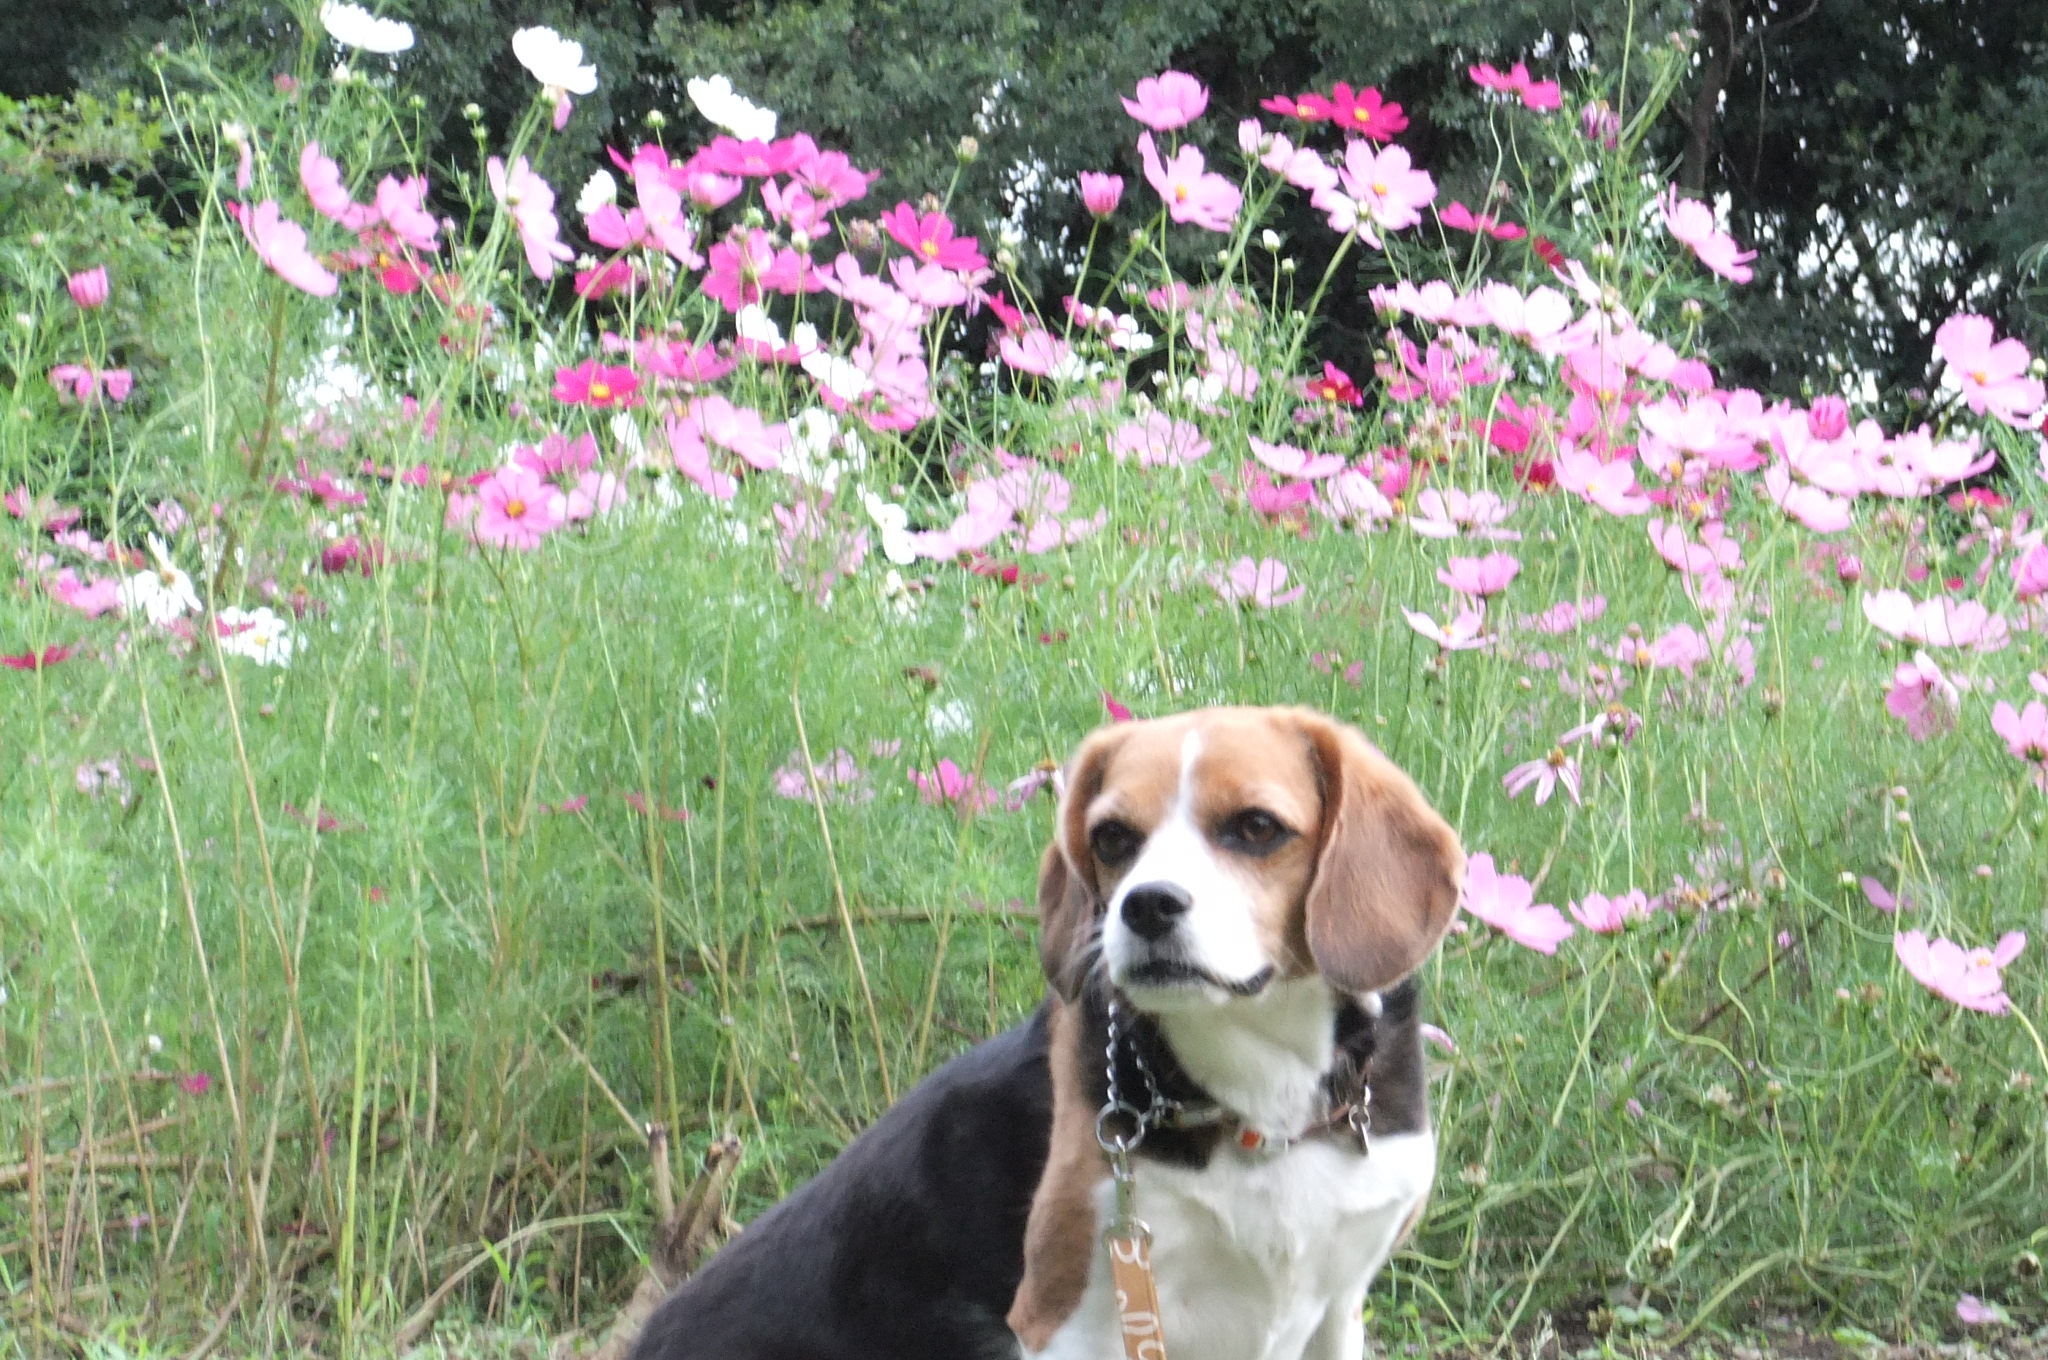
{"left": 1371, "top": 180, "right": 1388, "bottom": 196}
{"left": 1969, "top": 950, "right": 1996, "bottom": 969}
{"left": 1970, "top": 369, "right": 1988, "bottom": 384}
{"left": 589, "top": 380, "right": 611, "bottom": 402}
{"left": 1545, "top": 747, "right": 1569, "bottom": 769}
{"left": 1355, "top": 104, "right": 1371, "bottom": 120}
{"left": 1175, "top": 185, "right": 1189, "bottom": 203}
{"left": 920, "top": 240, "right": 939, "bottom": 259}
{"left": 505, "top": 497, "right": 527, "bottom": 518}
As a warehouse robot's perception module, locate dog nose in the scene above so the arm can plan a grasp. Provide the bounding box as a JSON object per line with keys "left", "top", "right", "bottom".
{"left": 1121, "top": 883, "right": 1193, "bottom": 941}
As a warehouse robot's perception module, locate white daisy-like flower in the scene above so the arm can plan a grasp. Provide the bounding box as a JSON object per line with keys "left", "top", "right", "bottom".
{"left": 118, "top": 534, "right": 202, "bottom": 626}
{"left": 801, "top": 348, "right": 874, "bottom": 404}
{"left": 686, "top": 74, "right": 777, "bottom": 141}
{"left": 575, "top": 168, "right": 617, "bottom": 216}
{"left": 929, "top": 699, "right": 972, "bottom": 736}
{"left": 861, "top": 491, "right": 917, "bottom": 565}
{"left": 319, "top": 0, "right": 415, "bottom": 53}
{"left": 512, "top": 26, "right": 597, "bottom": 96}
{"left": 215, "top": 606, "right": 300, "bottom": 667}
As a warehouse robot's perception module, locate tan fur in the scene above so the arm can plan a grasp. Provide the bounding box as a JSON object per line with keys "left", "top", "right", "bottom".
{"left": 1007, "top": 999, "right": 1105, "bottom": 1346}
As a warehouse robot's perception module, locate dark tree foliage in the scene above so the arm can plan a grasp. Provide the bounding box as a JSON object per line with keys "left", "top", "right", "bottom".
{"left": 1671, "top": 0, "right": 2048, "bottom": 412}
{"left": 16, "top": 0, "right": 2045, "bottom": 413}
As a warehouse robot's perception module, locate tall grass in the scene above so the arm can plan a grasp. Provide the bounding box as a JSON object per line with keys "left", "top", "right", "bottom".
{"left": 2, "top": 10, "right": 2044, "bottom": 1354}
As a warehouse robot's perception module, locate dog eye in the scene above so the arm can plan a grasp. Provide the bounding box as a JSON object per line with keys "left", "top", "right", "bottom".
{"left": 1224, "top": 809, "right": 1291, "bottom": 854}
{"left": 1088, "top": 819, "right": 1142, "bottom": 866}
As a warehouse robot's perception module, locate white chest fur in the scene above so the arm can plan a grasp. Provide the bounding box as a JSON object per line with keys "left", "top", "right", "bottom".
{"left": 1024, "top": 1130, "right": 1435, "bottom": 1360}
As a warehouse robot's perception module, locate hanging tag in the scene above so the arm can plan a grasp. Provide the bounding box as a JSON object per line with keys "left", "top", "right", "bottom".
{"left": 1103, "top": 1148, "right": 1167, "bottom": 1360}
{"left": 1105, "top": 1222, "right": 1167, "bottom": 1360}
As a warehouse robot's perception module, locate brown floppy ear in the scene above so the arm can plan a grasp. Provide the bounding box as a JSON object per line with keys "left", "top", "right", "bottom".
{"left": 1295, "top": 711, "right": 1464, "bottom": 994}
{"left": 1036, "top": 727, "right": 1123, "bottom": 1000}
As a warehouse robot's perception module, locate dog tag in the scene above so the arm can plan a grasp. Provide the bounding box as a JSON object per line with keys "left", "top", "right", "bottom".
{"left": 1105, "top": 1225, "right": 1167, "bottom": 1360}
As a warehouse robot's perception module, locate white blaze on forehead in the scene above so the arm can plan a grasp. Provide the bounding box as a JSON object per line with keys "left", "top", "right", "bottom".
{"left": 1102, "top": 726, "right": 1274, "bottom": 995}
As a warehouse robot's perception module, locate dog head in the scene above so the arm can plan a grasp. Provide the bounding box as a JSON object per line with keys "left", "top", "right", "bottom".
{"left": 1037, "top": 706, "right": 1463, "bottom": 1011}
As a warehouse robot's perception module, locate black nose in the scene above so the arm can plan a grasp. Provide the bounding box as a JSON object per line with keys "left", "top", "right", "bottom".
{"left": 1121, "top": 883, "right": 1193, "bottom": 941}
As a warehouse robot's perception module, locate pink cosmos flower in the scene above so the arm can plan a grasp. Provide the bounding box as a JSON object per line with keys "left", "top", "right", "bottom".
{"left": 1568, "top": 889, "right": 1656, "bottom": 933}
{"left": 1210, "top": 556, "right": 1303, "bottom": 607}
{"left": 1136, "top": 133, "right": 1241, "bottom": 232}
{"left": 1956, "top": 1296, "right": 2010, "bottom": 1328}
{"left": 374, "top": 174, "right": 440, "bottom": 252}
{"left": 1411, "top": 488, "right": 1519, "bottom": 540}
{"left": 1329, "top": 140, "right": 1435, "bottom": 234}
{"left": 666, "top": 415, "right": 738, "bottom": 500}
{"left": 1860, "top": 878, "right": 1918, "bottom": 913}
{"left": 1254, "top": 132, "right": 1339, "bottom": 193}
{"left": 471, "top": 464, "right": 564, "bottom": 550}
{"left": 1439, "top": 201, "right": 1526, "bottom": 241}
{"left": 1469, "top": 61, "right": 1562, "bottom": 112}
{"left": 49, "top": 364, "right": 134, "bottom": 404}
{"left": 1079, "top": 172, "right": 1124, "bottom": 216}
{"left": 1437, "top": 552, "right": 1521, "bottom": 598}
{"left": 1647, "top": 517, "right": 1743, "bottom": 576}
{"left": 1121, "top": 70, "right": 1209, "bottom": 130}
{"left": 298, "top": 143, "right": 376, "bottom": 229}
{"left": 1884, "top": 651, "right": 1959, "bottom": 740}
{"left": 551, "top": 360, "right": 642, "bottom": 408}
{"left": 1933, "top": 313, "right": 2045, "bottom": 426}
{"left": 1762, "top": 463, "right": 1853, "bottom": 533}
{"left": 1991, "top": 699, "right": 2048, "bottom": 789}
{"left": 997, "top": 325, "right": 1075, "bottom": 378}
{"left": 1658, "top": 187, "right": 1756, "bottom": 284}
{"left": 1860, "top": 590, "right": 2010, "bottom": 652}
{"left": 773, "top": 748, "right": 872, "bottom": 804}
{"left": 1110, "top": 410, "right": 1210, "bottom": 466}
{"left": 1502, "top": 747, "right": 1580, "bottom": 805}
{"left": 1555, "top": 443, "right": 1652, "bottom": 516}
{"left": 1894, "top": 929, "right": 2026, "bottom": 1014}
{"left": 2012, "top": 543, "right": 2048, "bottom": 600}
{"left": 1, "top": 644, "right": 73, "bottom": 672}
{"left": 880, "top": 203, "right": 988, "bottom": 272}
{"left": 233, "top": 199, "right": 338, "bottom": 296}
{"left": 909, "top": 758, "right": 998, "bottom": 813}
{"left": 486, "top": 156, "right": 574, "bottom": 280}
{"left": 178, "top": 1073, "right": 214, "bottom": 1097}
{"left": 1401, "top": 605, "right": 1493, "bottom": 651}
{"left": 1247, "top": 437, "right": 1345, "bottom": 480}
{"left": 1461, "top": 853, "right": 1574, "bottom": 953}
{"left": 686, "top": 394, "right": 788, "bottom": 471}
{"left": 1807, "top": 395, "right": 1849, "bottom": 440}
{"left": 68, "top": 266, "right": 110, "bottom": 308}
{"left": 47, "top": 568, "right": 122, "bottom": 617}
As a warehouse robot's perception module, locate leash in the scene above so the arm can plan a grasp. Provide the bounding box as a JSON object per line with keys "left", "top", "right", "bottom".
{"left": 1095, "top": 998, "right": 1169, "bottom": 1360}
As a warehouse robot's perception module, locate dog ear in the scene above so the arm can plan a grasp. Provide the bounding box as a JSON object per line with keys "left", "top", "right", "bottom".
{"left": 1036, "top": 728, "right": 1122, "bottom": 1000}
{"left": 1296, "top": 711, "right": 1464, "bottom": 994}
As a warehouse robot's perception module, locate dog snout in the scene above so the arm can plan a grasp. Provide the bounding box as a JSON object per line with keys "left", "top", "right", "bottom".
{"left": 1120, "top": 882, "right": 1193, "bottom": 941}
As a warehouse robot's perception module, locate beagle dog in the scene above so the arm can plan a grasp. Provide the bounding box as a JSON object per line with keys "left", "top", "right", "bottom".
{"left": 628, "top": 706, "right": 1461, "bottom": 1360}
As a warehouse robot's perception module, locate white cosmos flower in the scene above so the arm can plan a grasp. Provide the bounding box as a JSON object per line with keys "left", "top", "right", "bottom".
{"left": 575, "top": 168, "right": 617, "bottom": 216}
{"left": 118, "top": 534, "right": 202, "bottom": 626}
{"left": 687, "top": 74, "right": 777, "bottom": 141}
{"left": 320, "top": 0, "right": 415, "bottom": 53}
{"left": 215, "top": 606, "right": 300, "bottom": 667}
{"left": 862, "top": 492, "right": 917, "bottom": 565}
{"left": 512, "top": 26, "right": 597, "bottom": 96}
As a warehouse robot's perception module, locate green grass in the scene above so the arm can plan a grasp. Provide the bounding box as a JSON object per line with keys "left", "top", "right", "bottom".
{"left": 1, "top": 17, "right": 2045, "bottom": 1355}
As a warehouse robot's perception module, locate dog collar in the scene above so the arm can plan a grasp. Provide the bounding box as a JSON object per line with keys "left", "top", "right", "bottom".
{"left": 1156, "top": 1087, "right": 1372, "bottom": 1157}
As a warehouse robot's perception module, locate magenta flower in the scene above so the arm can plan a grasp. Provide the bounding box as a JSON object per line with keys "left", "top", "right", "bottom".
{"left": 1437, "top": 552, "right": 1521, "bottom": 598}
{"left": 1568, "top": 889, "right": 1656, "bottom": 933}
{"left": 373, "top": 174, "right": 441, "bottom": 252}
{"left": 487, "top": 155, "right": 574, "bottom": 280}
{"left": 177, "top": 1073, "right": 214, "bottom": 1097}
{"left": 1121, "top": 70, "right": 1209, "bottom": 131}
{"left": 46, "top": 569, "right": 122, "bottom": 617}
{"left": 666, "top": 415, "right": 738, "bottom": 500}
{"left": 1462, "top": 853, "right": 1573, "bottom": 953}
{"left": 1, "top": 644, "right": 73, "bottom": 672}
{"left": 685, "top": 394, "right": 789, "bottom": 471}
{"left": 551, "top": 359, "right": 642, "bottom": 408}
{"left": 471, "top": 464, "right": 564, "bottom": 550}
{"left": 997, "top": 326, "right": 1075, "bottom": 378}
{"left": 1884, "top": 651, "right": 1959, "bottom": 741}
{"left": 909, "top": 758, "right": 998, "bottom": 813}
{"left": 1136, "top": 133, "right": 1241, "bottom": 232}
{"left": 1079, "top": 171, "right": 1124, "bottom": 217}
{"left": 1468, "top": 61, "right": 1562, "bottom": 112}
{"left": 1502, "top": 747, "right": 1580, "bottom": 806}
{"left": 1807, "top": 395, "right": 1849, "bottom": 440}
{"left": 1210, "top": 556, "right": 1303, "bottom": 607}
{"left": 1934, "top": 313, "right": 2045, "bottom": 426}
{"left": 67, "top": 266, "right": 110, "bottom": 309}
{"left": 233, "top": 199, "right": 339, "bottom": 296}
{"left": 1439, "top": 200, "right": 1526, "bottom": 241}
{"left": 1894, "top": 929, "right": 2026, "bottom": 1015}
{"left": 1309, "top": 82, "right": 1408, "bottom": 140}
{"left": 880, "top": 202, "right": 988, "bottom": 272}
{"left": 1658, "top": 187, "right": 1756, "bottom": 284}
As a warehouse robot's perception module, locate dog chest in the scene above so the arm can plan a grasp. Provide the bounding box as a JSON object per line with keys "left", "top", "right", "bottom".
{"left": 1025, "top": 1131, "right": 1435, "bottom": 1360}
